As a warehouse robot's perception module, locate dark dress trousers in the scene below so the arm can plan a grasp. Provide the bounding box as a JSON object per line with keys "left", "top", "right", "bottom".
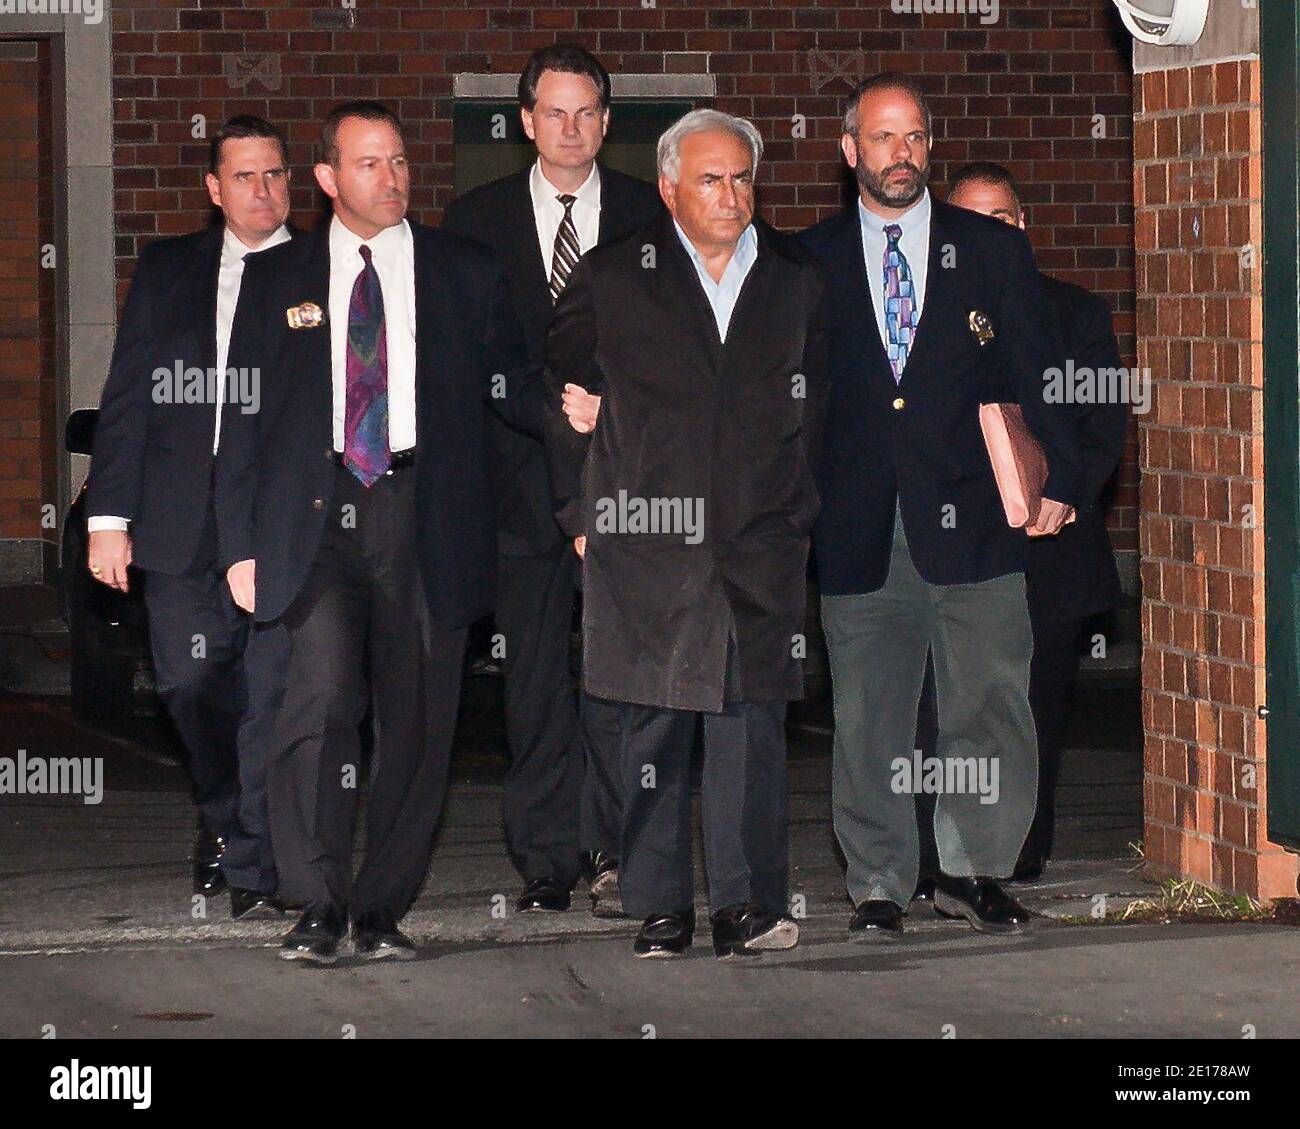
{"left": 799, "top": 200, "right": 1084, "bottom": 909}
{"left": 545, "top": 214, "right": 829, "bottom": 916}
{"left": 88, "top": 224, "right": 290, "bottom": 894}
{"left": 1021, "top": 274, "right": 1129, "bottom": 866}
{"left": 441, "top": 165, "right": 662, "bottom": 881}
{"left": 216, "top": 220, "right": 537, "bottom": 920}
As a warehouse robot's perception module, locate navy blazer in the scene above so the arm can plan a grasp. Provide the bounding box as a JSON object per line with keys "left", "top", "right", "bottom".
{"left": 88, "top": 224, "right": 248, "bottom": 575}
{"left": 215, "top": 219, "right": 537, "bottom": 628}
{"left": 799, "top": 198, "right": 1084, "bottom": 595}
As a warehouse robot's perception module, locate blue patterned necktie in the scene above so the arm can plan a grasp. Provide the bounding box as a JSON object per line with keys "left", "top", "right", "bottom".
{"left": 343, "top": 244, "right": 390, "bottom": 486}
{"left": 883, "top": 223, "right": 915, "bottom": 384}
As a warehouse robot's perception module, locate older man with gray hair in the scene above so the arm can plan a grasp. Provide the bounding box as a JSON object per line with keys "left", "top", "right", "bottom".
{"left": 544, "top": 108, "right": 830, "bottom": 959}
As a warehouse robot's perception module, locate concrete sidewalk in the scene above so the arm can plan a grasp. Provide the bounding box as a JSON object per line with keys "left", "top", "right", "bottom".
{"left": 2, "top": 699, "right": 1296, "bottom": 1038}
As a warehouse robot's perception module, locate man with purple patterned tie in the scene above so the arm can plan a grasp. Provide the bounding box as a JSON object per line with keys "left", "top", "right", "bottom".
{"left": 217, "top": 101, "right": 537, "bottom": 964}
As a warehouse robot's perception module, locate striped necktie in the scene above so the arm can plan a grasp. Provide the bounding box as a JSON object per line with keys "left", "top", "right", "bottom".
{"left": 883, "top": 223, "right": 915, "bottom": 384}
{"left": 549, "top": 193, "right": 580, "bottom": 302}
{"left": 343, "top": 244, "right": 390, "bottom": 487}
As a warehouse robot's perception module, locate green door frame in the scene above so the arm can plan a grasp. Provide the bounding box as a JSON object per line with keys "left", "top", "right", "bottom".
{"left": 1262, "top": 1, "right": 1300, "bottom": 849}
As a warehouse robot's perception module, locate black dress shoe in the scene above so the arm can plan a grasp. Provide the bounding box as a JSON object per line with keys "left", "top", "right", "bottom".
{"left": 912, "top": 876, "right": 937, "bottom": 903}
{"left": 517, "top": 877, "right": 571, "bottom": 913}
{"left": 192, "top": 822, "right": 226, "bottom": 897}
{"left": 279, "top": 904, "right": 347, "bottom": 965}
{"left": 849, "top": 899, "right": 905, "bottom": 939}
{"left": 633, "top": 910, "right": 695, "bottom": 958}
{"left": 933, "top": 876, "right": 1033, "bottom": 934}
{"left": 588, "top": 852, "right": 626, "bottom": 919}
{"left": 230, "top": 887, "right": 285, "bottom": 921}
{"left": 352, "top": 910, "right": 418, "bottom": 962}
{"left": 710, "top": 903, "right": 799, "bottom": 959}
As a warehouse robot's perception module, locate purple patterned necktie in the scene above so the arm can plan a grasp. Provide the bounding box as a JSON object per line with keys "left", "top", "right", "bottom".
{"left": 343, "top": 244, "right": 390, "bottom": 486}
{"left": 883, "top": 223, "right": 915, "bottom": 384}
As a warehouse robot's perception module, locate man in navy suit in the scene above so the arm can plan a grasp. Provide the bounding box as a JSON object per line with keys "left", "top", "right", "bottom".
{"left": 217, "top": 101, "right": 537, "bottom": 964}
{"left": 87, "top": 115, "right": 294, "bottom": 919}
{"left": 799, "top": 75, "right": 1083, "bottom": 937}
{"left": 441, "top": 46, "right": 662, "bottom": 916}
{"left": 946, "top": 162, "right": 1129, "bottom": 879}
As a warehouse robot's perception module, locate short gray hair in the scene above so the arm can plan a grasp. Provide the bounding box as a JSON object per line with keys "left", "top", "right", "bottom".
{"left": 657, "top": 109, "right": 763, "bottom": 184}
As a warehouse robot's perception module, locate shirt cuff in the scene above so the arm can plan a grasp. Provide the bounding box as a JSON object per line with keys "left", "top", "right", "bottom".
{"left": 87, "top": 516, "right": 130, "bottom": 533}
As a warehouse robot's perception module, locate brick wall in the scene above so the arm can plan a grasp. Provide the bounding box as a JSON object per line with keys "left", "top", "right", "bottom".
{"left": 107, "top": 0, "right": 1138, "bottom": 552}
{"left": 1136, "top": 58, "right": 1298, "bottom": 899}
{"left": 0, "top": 39, "right": 55, "bottom": 551}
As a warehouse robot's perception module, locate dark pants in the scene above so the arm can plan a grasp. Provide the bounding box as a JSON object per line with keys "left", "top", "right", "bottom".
{"left": 144, "top": 512, "right": 286, "bottom": 894}
{"left": 269, "top": 464, "right": 466, "bottom": 919}
{"left": 580, "top": 691, "right": 625, "bottom": 859}
{"left": 617, "top": 644, "right": 790, "bottom": 919}
{"left": 497, "top": 547, "right": 582, "bottom": 887}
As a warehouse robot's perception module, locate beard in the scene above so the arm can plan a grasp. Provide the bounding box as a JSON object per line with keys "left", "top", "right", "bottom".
{"left": 857, "top": 157, "right": 930, "bottom": 210}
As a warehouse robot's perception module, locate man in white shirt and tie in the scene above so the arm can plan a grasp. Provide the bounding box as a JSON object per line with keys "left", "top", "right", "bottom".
{"left": 86, "top": 115, "right": 294, "bottom": 920}
{"left": 442, "top": 46, "right": 662, "bottom": 918}
{"left": 218, "top": 101, "right": 539, "bottom": 964}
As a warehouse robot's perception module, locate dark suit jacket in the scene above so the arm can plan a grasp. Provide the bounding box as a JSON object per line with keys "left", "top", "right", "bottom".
{"left": 440, "top": 164, "right": 662, "bottom": 556}
{"left": 1025, "top": 273, "right": 1129, "bottom": 623}
{"left": 89, "top": 224, "right": 289, "bottom": 575}
{"left": 798, "top": 198, "right": 1084, "bottom": 595}
{"left": 545, "top": 215, "right": 830, "bottom": 712}
{"left": 215, "top": 219, "right": 536, "bottom": 628}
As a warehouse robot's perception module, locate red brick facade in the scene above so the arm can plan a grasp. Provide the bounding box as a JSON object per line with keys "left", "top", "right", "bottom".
{"left": 106, "top": 0, "right": 1138, "bottom": 552}
{"left": 1136, "top": 58, "right": 1298, "bottom": 899}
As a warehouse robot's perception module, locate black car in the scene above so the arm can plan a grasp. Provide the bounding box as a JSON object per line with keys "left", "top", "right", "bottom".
{"left": 60, "top": 408, "right": 153, "bottom": 720}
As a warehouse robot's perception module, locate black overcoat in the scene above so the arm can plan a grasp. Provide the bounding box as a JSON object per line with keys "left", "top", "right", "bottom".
{"left": 545, "top": 214, "right": 829, "bottom": 713}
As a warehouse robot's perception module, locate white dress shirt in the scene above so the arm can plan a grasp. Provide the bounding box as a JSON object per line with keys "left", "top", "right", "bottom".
{"left": 327, "top": 215, "right": 418, "bottom": 453}
{"left": 88, "top": 222, "right": 291, "bottom": 533}
{"left": 673, "top": 220, "right": 759, "bottom": 342}
{"left": 859, "top": 189, "right": 931, "bottom": 362}
{"left": 530, "top": 159, "right": 601, "bottom": 268}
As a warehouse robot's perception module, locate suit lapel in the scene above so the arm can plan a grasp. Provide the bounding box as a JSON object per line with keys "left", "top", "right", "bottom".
{"left": 719, "top": 222, "right": 777, "bottom": 363}
{"left": 838, "top": 207, "right": 896, "bottom": 389}
{"left": 898, "top": 198, "right": 958, "bottom": 385}
{"left": 195, "top": 224, "right": 224, "bottom": 371}
{"left": 506, "top": 168, "right": 552, "bottom": 301}
{"left": 294, "top": 223, "right": 332, "bottom": 394}
{"left": 656, "top": 214, "right": 724, "bottom": 367}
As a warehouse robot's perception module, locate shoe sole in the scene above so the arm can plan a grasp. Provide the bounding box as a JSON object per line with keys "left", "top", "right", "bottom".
{"left": 742, "top": 919, "right": 800, "bottom": 952}
{"left": 589, "top": 872, "right": 619, "bottom": 898}
{"left": 634, "top": 947, "right": 689, "bottom": 959}
{"left": 278, "top": 947, "right": 338, "bottom": 966}
{"left": 932, "top": 891, "right": 1028, "bottom": 935}
{"left": 355, "top": 945, "right": 418, "bottom": 963}
{"left": 232, "top": 905, "right": 286, "bottom": 922}
{"left": 848, "top": 924, "right": 904, "bottom": 942}
{"left": 590, "top": 901, "right": 629, "bottom": 919}
{"left": 517, "top": 904, "right": 569, "bottom": 914}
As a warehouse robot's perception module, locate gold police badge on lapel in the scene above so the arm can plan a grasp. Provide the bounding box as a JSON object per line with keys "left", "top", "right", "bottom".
{"left": 968, "top": 309, "right": 995, "bottom": 347}
{"left": 286, "top": 302, "right": 325, "bottom": 330}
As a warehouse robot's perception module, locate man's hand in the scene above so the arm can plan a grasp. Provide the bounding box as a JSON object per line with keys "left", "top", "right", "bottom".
{"left": 88, "top": 530, "right": 133, "bottom": 592}
{"left": 573, "top": 535, "right": 586, "bottom": 560}
{"left": 1028, "top": 498, "right": 1075, "bottom": 538}
{"left": 562, "top": 384, "right": 601, "bottom": 434}
{"left": 227, "top": 559, "right": 256, "bottom": 613}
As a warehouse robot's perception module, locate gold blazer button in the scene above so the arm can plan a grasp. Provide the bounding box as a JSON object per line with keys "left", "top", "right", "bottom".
{"left": 892, "top": 397, "right": 905, "bottom": 411}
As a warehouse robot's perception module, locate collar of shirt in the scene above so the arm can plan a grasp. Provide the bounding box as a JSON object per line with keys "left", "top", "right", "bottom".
{"left": 328, "top": 213, "right": 411, "bottom": 268}
{"left": 222, "top": 222, "right": 291, "bottom": 268}
{"left": 213, "top": 223, "right": 292, "bottom": 455}
{"left": 531, "top": 159, "right": 602, "bottom": 263}
{"left": 859, "top": 189, "right": 931, "bottom": 355}
{"left": 672, "top": 219, "right": 758, "bottom": 342}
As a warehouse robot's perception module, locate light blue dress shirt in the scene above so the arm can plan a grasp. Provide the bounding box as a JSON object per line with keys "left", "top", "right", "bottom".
{"left": 859, "top": 190, "right": 931, "bottom": 360}
{"left": 673, "top": 219, "right": 758, "bottom": 342}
